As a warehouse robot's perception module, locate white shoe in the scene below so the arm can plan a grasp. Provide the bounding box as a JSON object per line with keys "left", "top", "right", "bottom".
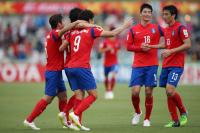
{"left": 23, "top": 120, "right": 40, "bottom": 130}
{"left": 70, "top": 123, "right": 80, "bottom": 131}
{"left": 131, "top": 112, "right": 142, "bottom": 125}
{"left": 58, "top": 112, "right": 67, "bottom": 127}
{"left": 69, "top": 112, "right": 81, "bottom": 128}
{"left": 81, "top": 125, "right": 91, "bottom": 131}
{"left": 105, "top": 91, "right": 114, "bottom": 100}
{"left": 143, "top": 119, "right": 151, "bottom": 127}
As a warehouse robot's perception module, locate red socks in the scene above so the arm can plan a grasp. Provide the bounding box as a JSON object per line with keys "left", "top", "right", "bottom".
{"left": 27, "top": 99, "right": 48, "bottom": 122}
{"left": 167, "top": 96, "right": 179, "bottom": 122}
{"left": 59, "top": 99, "right": 67, "bottom": 112}
{"left": 145, "top": 96, "right": 153, "bottom": 120}
{"left": 73, "top": 98, "right": 82, "bottom": 123}
{"left": 172, "top": 92, "right": 187, "bottom": 114}
{"left": 104, "top": 78, "right": 110, "bottom": 91}
{"left": 74, "top": 95, "right": 96, "bottom": 116}
{"left": 131, "top": 95, "right": 141, "bottom": 114}
{"left": 111, "top": 78, "right": 116, "bottom": 91}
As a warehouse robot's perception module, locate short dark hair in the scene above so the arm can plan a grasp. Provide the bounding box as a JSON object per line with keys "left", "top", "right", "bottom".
{"left": 78, "top": 9, "right": 94, "bottom": 22}
{"left": 49, "top": 14, "right": 63, "bottom": 29}
{"left": 69, "top": 8, "right": 82, "bottom": 22}
{"left": 163, "top": 5, "right": 178, "bottom": 19}
{"left": 140, "top": 3, "right": 153, "bottom": 13}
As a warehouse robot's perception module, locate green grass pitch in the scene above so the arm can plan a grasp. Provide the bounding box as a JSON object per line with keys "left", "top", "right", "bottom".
{"left": 0, "top": 83, "right": 200, "bottom": 133}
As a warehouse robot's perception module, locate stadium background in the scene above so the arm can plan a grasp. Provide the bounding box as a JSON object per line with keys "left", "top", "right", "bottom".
{"left": 0, "top": 1, "right": 200, "bottom": 133}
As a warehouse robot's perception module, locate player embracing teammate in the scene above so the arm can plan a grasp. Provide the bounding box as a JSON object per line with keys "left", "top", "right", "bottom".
{"left": 58, "top": 9, "right": 132, "bottom": 131}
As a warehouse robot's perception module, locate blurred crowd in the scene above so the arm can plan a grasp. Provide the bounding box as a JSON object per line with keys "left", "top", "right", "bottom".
{"left": 0, "top": 9, "right": 200, "bottom": 64}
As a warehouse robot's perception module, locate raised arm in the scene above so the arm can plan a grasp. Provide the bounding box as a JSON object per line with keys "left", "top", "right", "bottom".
{"left": 100, "top": 19, "right": 133, "bottom": 37}
{"left": 58, "top": 20, "right": 82, "bottom": 37}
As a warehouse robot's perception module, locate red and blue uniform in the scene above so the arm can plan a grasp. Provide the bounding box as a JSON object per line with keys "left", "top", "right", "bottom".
{"left": 44, "top": 29, "right": 66, "bottom": 96}
{"left": 100, "top": 38, "right": 120, "bottom": 76}
{"left": 159, "top": 22, "right": 190, "bottom": 87}
{"left": 64, "top": 27, "right": 103, "bottom": 91}
{"left": 127, "top": 23, "right": 163, "bottom": 87}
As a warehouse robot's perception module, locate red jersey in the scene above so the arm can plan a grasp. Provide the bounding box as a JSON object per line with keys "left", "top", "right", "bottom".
{"left": 63, "top": 31, "right": 71, "bottom": 68}
{"left": 127, "top": 23, "right": 163, "bottom": 67}
{"left": 45, "top": 29, "right": 64, "bottom": 71}
{"left": 100, "top": 38, "right": 120, "bottom": 67}
{"left": 67, "top": 27, "right": 103, "bottom": 68}
{"left": 162, "top": 22, "right": 190, "bottom": 68}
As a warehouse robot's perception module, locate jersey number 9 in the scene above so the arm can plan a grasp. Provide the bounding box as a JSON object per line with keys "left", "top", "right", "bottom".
{"left": 74, "top": 35, "right": 81, "bottom": 52}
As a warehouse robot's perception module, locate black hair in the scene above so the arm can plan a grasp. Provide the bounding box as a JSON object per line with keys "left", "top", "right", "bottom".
{"left": 78, "top": 9, "right": 94, "bottom": 22}
{"left": 49, "top": 14, "right": 63, "bottom": 29}
{"left": 163, "top": 5, "right": 178, "bottom": 19}
{"left": 69, "top": 8, "right": 82, "bottom": 22}
{"left": 140, "top": 3, "right": 153, "bottom": 13}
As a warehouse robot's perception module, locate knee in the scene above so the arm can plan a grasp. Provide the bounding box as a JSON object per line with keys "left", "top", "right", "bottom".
{"left": 132, "top": 91, "right": 140, "bottom": 97}
{"left": 43, "top": 95, "right": 54, "bottom": 104}
{"left": 166, "top": 85, "right": 176, "bottom": 96}
{"left": 166, "top": 89, "right": 175, "bottom": 96}
{"left": 145, "top": 88, "right": 153, "bottom": 97}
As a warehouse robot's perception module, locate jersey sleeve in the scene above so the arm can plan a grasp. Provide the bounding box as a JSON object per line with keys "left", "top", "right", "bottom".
{"left": 51, "top": 30, "right": 60, "bottom": 42}
{"left": 179, "top": 26, "right": 190, "bottom": 41}
{"left": 158, "top": 25, "right": 164, "bottom": 36}
{"left": 91, "top": 27, "right": 103, "bottom": 38}
{"left": 126, "top": 29, "right": 143, "bottom": 52}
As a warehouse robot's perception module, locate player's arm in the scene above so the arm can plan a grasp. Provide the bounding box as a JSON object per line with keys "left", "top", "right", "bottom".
{"left": 126, "top": 30, "right": 147, "bottom": 52}
{"left": 59, "top": 40, "right": 69, "bottom": 52}
{"left": 162, "top": 38, "right": 191, "bottom": 58}
{"left": 99, "top": 44, "right": 112, "bottom": 53}
{"left": 76, "top": 23, "right": 102, "bottom": 29}
{"left": 162, "top": 27, "right": 191, "bottom": 58}
{"left": 100, "top": 19, "right": 133, "bottom": 37}
{"left": 58, "top": 20, "right": 83, "bottom": 37}
{"left": 142, "top": 36, "right": 166, "bottom": 49}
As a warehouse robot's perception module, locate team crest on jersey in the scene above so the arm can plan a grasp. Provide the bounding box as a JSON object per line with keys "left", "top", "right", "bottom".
{"left": 151, "top": 28, "right": 156, "bottom": 34}
{"left": 172, "top": 30, "right": 175, "bottom": 36}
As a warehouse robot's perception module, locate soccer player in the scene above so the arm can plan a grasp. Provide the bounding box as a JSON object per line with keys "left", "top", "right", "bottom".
{"left": 146, "top": 5, "right": 191, "bottom": 127}
{"left": 59, "top": 9, "right": 132, "bottom": 130}
{"left": 58, "top": 8, "right": 103, "bottom": 131}
{"left": 23, "top": 14, "right": 83, "bottom": 130}
{"left": 126, "top": 3, "right": 164, "bottom": 127}
{"left": 99, "top": 27, "right": 120, "bottom": 99}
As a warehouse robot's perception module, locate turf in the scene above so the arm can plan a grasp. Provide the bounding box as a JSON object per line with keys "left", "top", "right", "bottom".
{"left": 0, "top": 83, "right": 200, "bottom": 133}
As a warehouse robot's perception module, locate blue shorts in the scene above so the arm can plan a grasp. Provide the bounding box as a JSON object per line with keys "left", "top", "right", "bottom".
{"left": 159, "top": 67, "right": 183, "bottom": 88}
{"left": 129, "top": 66, "right": 158, "bottom": 87}
{"left": 104, "top": 64, "right": 119, "bottom": 77}
{"left": 65, "top": 68, "right": 97, "bottom": 91}
{"left": 45, "top": 71, "right": 66, "bottom": 96}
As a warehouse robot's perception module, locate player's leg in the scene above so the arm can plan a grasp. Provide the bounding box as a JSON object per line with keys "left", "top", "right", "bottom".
{"left": 166, "top": 67, "right": 187, "bottom": 127}
{"left": 143, "top": 66, "right": 158, "bottom": 127}
{"left": 104, "top": 66, "right": 112, "bottom": 99}
{"left": 106, "top": 64, "right": 119, "bottom": 99}
{"left": 58, "top": 68, "right": 81, "bottom": 130}
{"left": 24, "top": 71, "right": 58, "bottom": 130}
{"left": 159, "top": 68, "right": 178, "bottom": 127}
{"left": 129, "top": 67, "right": 144, "bottom": 125}
{"left": 56, "top": 71, "right": 69, "bottom": 128}
{"left": 110, "top": 64, "right": 119, "bottom": 91}
{"left": 69, "top": 68, "right": 97, "bottom": 130}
